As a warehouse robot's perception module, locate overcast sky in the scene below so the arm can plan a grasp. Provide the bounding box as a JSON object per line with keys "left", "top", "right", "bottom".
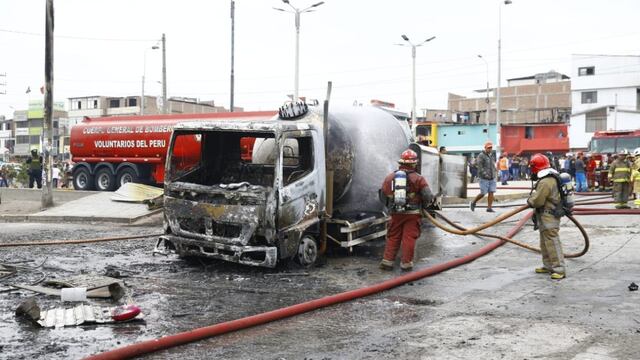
{"left": 0, "top": 0, "right": 638, "bottom": 118}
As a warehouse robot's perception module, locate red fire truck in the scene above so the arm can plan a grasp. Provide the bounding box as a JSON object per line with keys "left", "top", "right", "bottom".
{"left": 586, "top": 130, "right": 640, "bottom": 190}
{"left": 70, "top": 111, "right": 276, "bottom": 191}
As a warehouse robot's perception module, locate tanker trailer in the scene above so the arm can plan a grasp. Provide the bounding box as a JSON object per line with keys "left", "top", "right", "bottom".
{"left": 69, "top": 111, "right": 275, "bottom": 191}
{"left": 156, "top": 102, "right": 414, "bottom": 267}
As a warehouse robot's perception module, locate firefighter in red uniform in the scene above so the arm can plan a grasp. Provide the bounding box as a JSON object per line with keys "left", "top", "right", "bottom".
{"left": 380, "top": 149, "right": 433, "bottom": 272}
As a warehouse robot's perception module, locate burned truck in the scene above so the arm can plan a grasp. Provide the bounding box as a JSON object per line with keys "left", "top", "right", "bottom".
{"left": 155, "top": 102, "right": 466, "bottom": 267}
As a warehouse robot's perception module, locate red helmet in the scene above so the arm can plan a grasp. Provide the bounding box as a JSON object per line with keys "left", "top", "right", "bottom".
{"left": 529, "top": 153, "right": 550, "bottom": 174}
{"left": 399, "top": 149, "right": 418, "bottom": 165}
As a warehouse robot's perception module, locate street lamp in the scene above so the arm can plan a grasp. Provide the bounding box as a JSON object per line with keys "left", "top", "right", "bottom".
{"left": 273, "top": 0, "right": 325, "bottom": 101}
{"left": 396, "top": 34, "right": 436, "bottom": 138}
{"left": 496, "top": 0, "right": 512, "bottom": 159}
{"left": 141, "top": 44, "right": 159, "bottom": 115}
{"left": 477, "top": 54, "right": 491, "bottom": 138}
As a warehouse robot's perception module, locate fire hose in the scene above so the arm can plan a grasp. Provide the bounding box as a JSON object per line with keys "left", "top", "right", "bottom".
{"left": 0, "top": 234, "right": 162, "bottom": 248}
{"left": 85, "top": 210, "right": 537, "bottom": 359}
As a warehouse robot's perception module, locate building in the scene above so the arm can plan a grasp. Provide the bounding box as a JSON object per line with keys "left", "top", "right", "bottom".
{"left": 436, "top": 123, "right": 497, "bottom": 156}
{"left": 12, "top": 100, "right": 67, "bottom": 158}
{"left": 0, "top": 116, "right": 13, "bottom": 161}
{"left": 448, "top": 70, "right": 571, "bottom": 125}
{"left": 568, "top": 54, "right": 640, "bottom": 150}
{"left": 500, "top": 123, "right": 569, "bottom": 156}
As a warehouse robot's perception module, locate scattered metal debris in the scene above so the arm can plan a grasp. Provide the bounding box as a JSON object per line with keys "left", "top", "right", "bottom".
{"left": 629, "top": 282, "right": 638, "bottom": 291}
{"left": 15, "top": 298, "right": 143, "bottom": 328}
{"left": 11, "top": 275, "right": 125, "bottom": 300}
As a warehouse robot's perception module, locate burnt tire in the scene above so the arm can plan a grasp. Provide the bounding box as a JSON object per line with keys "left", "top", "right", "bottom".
{"left": 116, "top": 167, "right": 139, "bottom": 188}
{"left": 296, "top": 235, "right": 318, "bottom": 268}
{"left": 72, "top": 167, "right": 95, "bottom": 191}
{"left": 95, "top": 168, "right": 116, "bottom": 191}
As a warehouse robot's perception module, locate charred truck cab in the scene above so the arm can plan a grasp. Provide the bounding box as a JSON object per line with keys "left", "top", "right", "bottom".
{"left": 156, "top": 102, "right": 464, "bottom": 268}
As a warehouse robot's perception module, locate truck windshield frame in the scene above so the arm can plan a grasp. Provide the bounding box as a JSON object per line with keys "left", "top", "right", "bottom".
{"left": 167, "top": 129, "right": 278, "bottom": 187}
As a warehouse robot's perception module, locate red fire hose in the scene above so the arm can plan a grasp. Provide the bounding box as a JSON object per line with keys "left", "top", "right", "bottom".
{"left": 85, "top": 213, "right": 533, "bottom": 360}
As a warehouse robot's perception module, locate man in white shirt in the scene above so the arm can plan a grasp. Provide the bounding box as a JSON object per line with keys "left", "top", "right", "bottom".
{"left": 52, "top": 165, "right": 60, "bottom": 188}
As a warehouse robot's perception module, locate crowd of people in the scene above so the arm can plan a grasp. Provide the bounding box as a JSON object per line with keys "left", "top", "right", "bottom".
{"left": 0, "top": 149, "right": 73, "bottom": 189}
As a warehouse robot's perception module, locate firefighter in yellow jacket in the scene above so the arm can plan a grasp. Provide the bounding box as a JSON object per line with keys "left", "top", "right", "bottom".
{"left": 632, "top": 148, "right": 640, "bottom": 208}
{"left": 528, "top": 153, "right": 565, "bottom": 280}
{"left": 608, "top": 149, "right": 632, "bottom": 209}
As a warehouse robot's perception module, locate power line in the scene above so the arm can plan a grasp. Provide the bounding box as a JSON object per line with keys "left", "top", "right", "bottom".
{"left": 0, "top": 28, "right": 156, "bottom": 42}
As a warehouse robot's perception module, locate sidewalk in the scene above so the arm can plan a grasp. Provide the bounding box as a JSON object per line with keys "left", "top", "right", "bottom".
{"left": 444, "top": 180, "right": 533, "bottom": 205}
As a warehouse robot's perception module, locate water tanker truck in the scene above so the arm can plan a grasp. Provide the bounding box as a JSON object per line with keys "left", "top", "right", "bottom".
{"left": 155, "top": 102, "right": 467, "bottom": 267}
{"left": 69, "top": 111, "right": 276, "bottom": 191}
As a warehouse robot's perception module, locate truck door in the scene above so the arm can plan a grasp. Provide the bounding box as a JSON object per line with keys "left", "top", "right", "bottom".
{"left": 277, "top": 130, "right": 323, "bottom": 256}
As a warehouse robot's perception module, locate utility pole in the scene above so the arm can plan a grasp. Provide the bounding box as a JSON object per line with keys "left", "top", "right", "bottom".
{"left": 162, "top": 33, "right": 167, "bottom": 114}
{"left": 230, "top": 0, "right": 235, "bottom": 112}
{"left": 42, "top": 0, "right": 54, "bottom": 209}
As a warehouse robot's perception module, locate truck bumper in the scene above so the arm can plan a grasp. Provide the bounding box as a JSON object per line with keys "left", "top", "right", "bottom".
{"left": 156, "top": 234, "right": 278, "bottom": 268}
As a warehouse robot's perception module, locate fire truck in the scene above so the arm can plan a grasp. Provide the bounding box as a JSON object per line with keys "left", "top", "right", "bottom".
{"left": 586, "top": 130, "right": 640, "bottom": 190}
{"left": 69, "top": 111, "right": 276, "bottom": 191}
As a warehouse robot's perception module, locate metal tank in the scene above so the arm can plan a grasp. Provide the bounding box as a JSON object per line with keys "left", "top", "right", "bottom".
{"left": 326, "top": 106, "right": 411, "bottom": 215}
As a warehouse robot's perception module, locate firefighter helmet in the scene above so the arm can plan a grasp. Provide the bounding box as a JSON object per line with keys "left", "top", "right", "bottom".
{"left": 633, "top": 147, "right": 640, "bottom": 156}
{"left": 398, "top": 149, "right": 418, "bottom": 165}
{"left": 529, "top": 153, "right": 551, "bottom": 175}
{"left": 619, "top": 148, "right": 630, "bottom": 156}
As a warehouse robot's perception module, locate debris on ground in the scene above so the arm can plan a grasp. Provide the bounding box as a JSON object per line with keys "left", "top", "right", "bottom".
{"left": 629, "top": 282, "right": 638, "bottom": 291}
{"left": 15, "top": 298, "right": 143, "bottom": 328}
{"left": 111, "top": 183, "right": 163, "bottom": 207}
{"left": 12, "top": 274, "right": 125, "bottom": 300}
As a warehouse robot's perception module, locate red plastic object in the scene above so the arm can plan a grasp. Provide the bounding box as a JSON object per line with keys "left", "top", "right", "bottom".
{"left": 111, "top": 305, "right": 141, "bottom": 322}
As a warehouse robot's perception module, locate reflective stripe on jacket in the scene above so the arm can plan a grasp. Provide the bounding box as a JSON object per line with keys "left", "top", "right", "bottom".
{"left": 608, "top": 159, "right": 631, "bottom": 183}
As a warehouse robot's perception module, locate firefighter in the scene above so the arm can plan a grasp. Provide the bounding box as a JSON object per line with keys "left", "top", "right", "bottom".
{"left": 608, "top": 149, "right": 632, "bottom": 209}
{"left": 380, "top": 149, "right": 433, "bottom": 272}
{"left": 528, "top": 153, "right": 566, "bottom": 280}
{"left": 25, "top": 149, "right": 43, "bottom": 189}
{"left": 631, "top": 148, "right": 640, "bottom": 208}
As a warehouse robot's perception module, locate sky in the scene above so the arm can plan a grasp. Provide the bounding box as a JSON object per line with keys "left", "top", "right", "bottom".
{"left": 0, "top": 0, "right": 639, "bottom": 118}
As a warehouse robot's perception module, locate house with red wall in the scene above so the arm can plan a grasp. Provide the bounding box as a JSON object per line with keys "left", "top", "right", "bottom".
{"left": 501, "top": 123, "right": 569, "bottom": 156}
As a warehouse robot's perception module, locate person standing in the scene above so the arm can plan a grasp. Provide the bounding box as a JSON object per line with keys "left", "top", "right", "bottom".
{"left": 498, "top": 154, "right": 509, "bottom": 185}
{"left": 469, "top": 155, "right": 478, "bottom": 183}
{"left": 574, "top": 153, "right": 588, "bottom": 192}
{"left": 52, "top": 164, "right": 60, "bottom": 189}
{"left": 520, "top": 157, "right": 529, "bottom": 180}
{"left": 608, "top": 149, "right": 632, "bottom": 209}
{"left": 380, "top": 149, "right": 433, "bottom": 272}
{"left": 470, "top": 141, "right": 497, "bottom": 213}
{"left": 510, "top": 156, "right": 521, "bottom": 181}
{"left": 528, "top": 153, "right": 566, "bottom": 280}
{"left": 26, "top": 149, "right": 43, "bottom": 189}
{"left": 0, "top": 166, "right": 7, "bottom": 187}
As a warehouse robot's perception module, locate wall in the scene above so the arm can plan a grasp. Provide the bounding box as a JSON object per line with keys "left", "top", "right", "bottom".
{"left": 501, "top": 124, "right": 569, "bottom": 155}
{"left": 437, "top": 124, "right": 496, "bottom": 153}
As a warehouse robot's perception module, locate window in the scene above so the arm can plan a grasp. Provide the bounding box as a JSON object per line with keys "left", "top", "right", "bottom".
{"left": 128, "top": 98, "right": 137, "bottom": 107}
{"left": 93, "top": 99, "right": 98, "bottom": 109}
{"left": 637, "top": 89, "right": 640, "bottom": 110}
{"left": 77, "top": 101, "right": 82, "bottom": 110}
{"left": 524, "top": 126, "right": 534, "bottom": 139}
{"left": 482, "top": 128, "right": 488, "bottom": 133}
{"left": 29, "top": 119, "right": 44, "bottom": 128}
{"left": 578, "top": 66, "right": 595, "bottom": 76}
{"left": 16, "top": 135, "right": 30, "bottom": 144}
{"left": 585, "top": 108, "right": 607, "bottom": 132}
{"left": 30, "top": 135, "right": 40, "bottom": 144}
{"left": 581, "top": 91, "right": 597, "bottom": 104}
{"left": 457, "top": 130, "right": 465, "bottom": 135}
{"left": 108, "top": 99, "right": 120, "bottom": 108}
{"left": 16, "top": 122, "right": 28, "bottom": 128}
{"left": 282, "top": 136, "right": 313, "bottom": 186}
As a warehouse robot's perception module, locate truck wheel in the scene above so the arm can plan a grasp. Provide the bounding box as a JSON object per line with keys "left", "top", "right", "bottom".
{"left": 117, "top": 167, "right": 139, "bottom": 187}
{"left": 95, "top": 168, "right": 116, "bottom": 191}
{"left": 296, "top": 235, "right": 318, "bottom": 267}
{"left": 73, "top": 167, "right": 94, "bottom": 191}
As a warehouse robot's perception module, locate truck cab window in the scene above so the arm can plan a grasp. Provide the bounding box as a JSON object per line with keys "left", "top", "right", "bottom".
{"left": 168, "top": 132, "right": 202, "bottom": 182}
{"left": 283, "top": 136, "right": 313, "bottom": 186}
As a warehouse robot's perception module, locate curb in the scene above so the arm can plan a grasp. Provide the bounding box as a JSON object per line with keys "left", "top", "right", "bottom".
{"left": 0, "top": 208, "right": 162, "bottom": 224}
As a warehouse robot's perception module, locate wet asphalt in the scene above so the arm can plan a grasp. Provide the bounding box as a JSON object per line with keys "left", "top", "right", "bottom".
{"left": 1, "top": 201, "right": 639, "bottom": 360}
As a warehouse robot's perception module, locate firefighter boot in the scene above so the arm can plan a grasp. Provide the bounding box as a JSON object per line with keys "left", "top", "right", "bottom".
{"left": 535, "top": 267, "right": 551, "bottom": 274}
{"left": 400, "top": 262, "right": 414, "bottom": 272}
{"left": 550, "top": 272, "right": 566, "bottom": 280}
{"left": 379, "top": 259, "right": 394, "bottom": 271}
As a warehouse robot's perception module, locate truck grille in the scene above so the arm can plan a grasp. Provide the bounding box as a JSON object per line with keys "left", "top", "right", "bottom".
{"left": 178, "top": 217, "right": 241, "bottom": 238}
